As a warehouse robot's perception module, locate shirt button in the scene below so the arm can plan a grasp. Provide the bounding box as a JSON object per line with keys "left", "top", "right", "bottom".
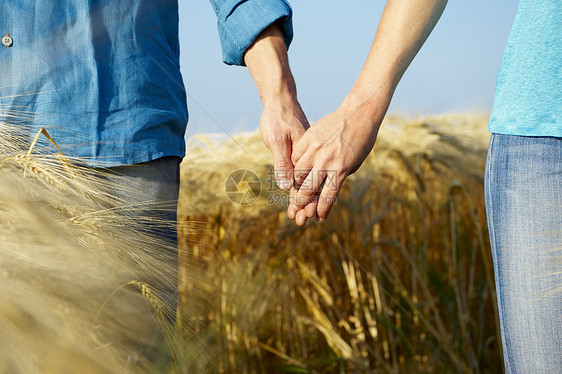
{"left": 2, "top": 33, "right": 13, "bottom": 48}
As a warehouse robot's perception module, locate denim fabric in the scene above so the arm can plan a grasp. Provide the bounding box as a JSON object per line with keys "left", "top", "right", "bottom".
{"left": 485, "top": 134, "right": 562, "bottom": 373}
{"left": 104, "top": 156, "right": 181, "bottom": 246}
{"left": 210, "top": 0, "right": 293, "bottom": 65}
{"left": 0, "top": 0, "right": 293, "bottom": 166}
{"left": 100, "top": 155, "right": 181, "bottom": 296}
{"left": 98, "top": 156, "right": 181, "bottom": 368}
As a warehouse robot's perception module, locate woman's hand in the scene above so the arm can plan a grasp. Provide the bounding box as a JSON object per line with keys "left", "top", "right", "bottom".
{"left": 287, "top": 94, "right": 390, "bottom": 226}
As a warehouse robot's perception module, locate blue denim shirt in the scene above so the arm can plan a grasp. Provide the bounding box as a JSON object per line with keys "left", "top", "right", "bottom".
{"left": 0, "top": 0, "right": 293, "bottom": 166}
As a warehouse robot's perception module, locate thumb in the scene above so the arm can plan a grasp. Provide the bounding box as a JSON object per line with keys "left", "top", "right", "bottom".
{"left": 270, "top": 137, "right": 294, "bottom": 191}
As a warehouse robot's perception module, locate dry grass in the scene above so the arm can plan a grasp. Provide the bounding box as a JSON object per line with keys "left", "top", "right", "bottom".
{"left": 0, "top": 124, "right": 184, "bottom": 373}
{"left": 177, "top": 113, "right": 502, "bottom": 373}
{"left": 0, "top": 113, "right": 501, "bottom": 373}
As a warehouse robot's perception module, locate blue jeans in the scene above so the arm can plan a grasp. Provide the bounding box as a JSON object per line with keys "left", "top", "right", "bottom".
{"left": 485, "top": 134, "right": 561, "bottom": 373}
{"left": 102, "top": 155, "right": 180, "bottom": 309}
{"left": 99, "top": 156, "right": 181, "bottom": 366}
{"left": 105, "top": 156, "right": 181, "bottom": 247}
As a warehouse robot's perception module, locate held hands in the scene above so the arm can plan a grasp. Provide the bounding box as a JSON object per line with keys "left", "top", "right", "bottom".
{"left": 245, "top": 23, "right": 390, "bottom": 225}
{"left": 286, "top": 95, "right": 390, "bottom": 226}
{"left": 260, "top": 98, "right": 309, "bottom": 190}
{"left": 248, "top": 0, "right": 448, "bottom": 226}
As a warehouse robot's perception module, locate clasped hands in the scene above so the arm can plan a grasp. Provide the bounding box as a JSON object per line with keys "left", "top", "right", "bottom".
{"left": 245, "top": 24, "right": 389, "bottom": 226}
{"left": 260, "top": 96, "right": 385, "bottom": 226}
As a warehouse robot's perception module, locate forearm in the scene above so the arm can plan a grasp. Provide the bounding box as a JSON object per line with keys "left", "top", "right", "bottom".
{"left": 243, "top": 23, "right": 309, "bottom": 191}
{"left": 244, "top": 23, "right": 299, "bottom": 108}
{"left": 341, "top": 0, "right": 448, "bottom": 117}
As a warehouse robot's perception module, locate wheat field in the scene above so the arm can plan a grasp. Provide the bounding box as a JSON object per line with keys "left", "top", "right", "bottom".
{"left": 176, "top": 113, "right": 501, "bottom": 373}
{"left": 1, "top": 113, "right": 502, "bottom": 373}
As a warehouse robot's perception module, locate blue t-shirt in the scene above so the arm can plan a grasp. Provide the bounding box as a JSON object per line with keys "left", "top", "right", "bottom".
{"left": 0, "top": 0, "right": 293, "bottom": 166}
{"left": 489, "top": 0, "right": 562, "bottom": 137}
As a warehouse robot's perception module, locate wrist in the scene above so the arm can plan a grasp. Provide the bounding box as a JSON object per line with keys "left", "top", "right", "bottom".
{"left": 260, "top": 79, "right": 299, "bottom": 110}
{"left": 336, "top": 84, "right": 392, "bottom": 129}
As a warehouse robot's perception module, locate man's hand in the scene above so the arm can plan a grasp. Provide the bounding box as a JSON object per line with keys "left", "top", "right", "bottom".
{"left": 260, "top": 100, "right": 309, "bottom": 190}
{"left": 244, "top": 24, "right": 309, "bottom": 190}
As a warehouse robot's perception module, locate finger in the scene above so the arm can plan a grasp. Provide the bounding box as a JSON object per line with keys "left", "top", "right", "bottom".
{"left": 293, "top": 163, "right": 312, "bottom": 190}
{"left": 268, "top": 134, "right": 294, "bottom": 191}
{"left": 304, "top": 190, "right": 319, "bottom": 218}
{"left": 287, "top": 188, "right": 299, "bottom": 220}
{"left": 304, "top": 200, "right": 318, "bottom": 218}
{"left": 292, "top": 148, "right": 315, "bottom": 190}
{"left": 295, "top": 209, "right": 308, "bottom": 226}
{"left": 291, "top": 134, "right": 310, "bottom": 166}
{"left": 294, "top": 168, "right": 326, "bottom": 209}
{"left": 316, "top": 175, "right": 342, "bottom": 222}
{"left": 293, "top": 148, "right": 318, "bottom": 191}
{"left": 287, "top": 205, "right": 297, "bottom": 220}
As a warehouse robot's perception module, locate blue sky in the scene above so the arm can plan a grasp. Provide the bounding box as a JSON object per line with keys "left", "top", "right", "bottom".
{"left": 180, "top": 0, "right": 519, "bottom": 139}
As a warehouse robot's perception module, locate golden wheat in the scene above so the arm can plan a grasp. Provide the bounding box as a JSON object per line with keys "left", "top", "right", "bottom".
{"left": 1, "top": 112, "right": 501, "bottom": 373}
{"left": 176, "top": 112, "right": 500, "bottom": 373}
{"left": 0, "top": 125, "right": 193, "bottom": 373}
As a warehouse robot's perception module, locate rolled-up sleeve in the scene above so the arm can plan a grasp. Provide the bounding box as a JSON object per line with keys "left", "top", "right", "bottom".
{"left": 209, "top": 0, "right": 293, "bottom": 66}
